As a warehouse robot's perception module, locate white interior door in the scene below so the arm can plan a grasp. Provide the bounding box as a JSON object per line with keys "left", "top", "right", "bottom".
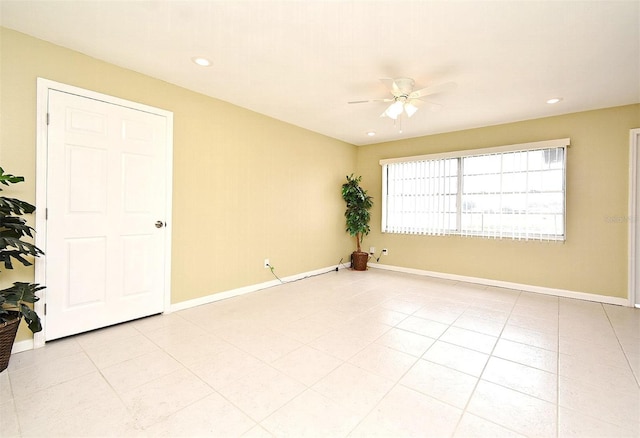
{"left": 44, "top": 89, "right": 170, "bottom": 340}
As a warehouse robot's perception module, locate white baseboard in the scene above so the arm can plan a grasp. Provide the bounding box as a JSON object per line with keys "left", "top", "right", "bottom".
{"left": 11, "top": 262, "right": 631, "bottom": 357}
{"left": 368, "top": 263, "right": 631, "bottom": 307}
{"left": 170, "top": 264, "right": 345, "bottom": 312}
{"left": 11, "top": 338, "right": 34, "bottom": 354}
{"left": 172, "top": 261, "right": 630, "bottom": 312}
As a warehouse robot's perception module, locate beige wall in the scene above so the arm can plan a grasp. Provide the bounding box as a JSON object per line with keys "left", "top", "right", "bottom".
{"left": 357, "top": 104, "right": 640, "bottom": 299}
{"left": 2, "top": 27, "right": 638, "bottom": 344}
{"left": 1, "top": 28, "right": 356, "bottom": 341}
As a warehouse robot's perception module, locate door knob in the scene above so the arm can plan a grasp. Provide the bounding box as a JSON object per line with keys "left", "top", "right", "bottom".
{"left": 155, "top": 221, "right": 164, "bottom": 228}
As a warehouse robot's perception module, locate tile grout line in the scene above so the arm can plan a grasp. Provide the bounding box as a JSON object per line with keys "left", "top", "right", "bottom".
{"left": 93, "top": 323, "right": 176, "bottom": 433}
{"left": 9, "top": 271, "right": 637, "bottom": 437}
{"left": 4, "top": 371, "right": 24, "bottom": 438}
{"left": 136, "top": 321, "right": 269, "bottom": 433}
{"left": 450, "top": 287, "right": 523, "bottom": 437}
{"left": 556, "top": 297, "right": 561, "bottom": 438}
{"left": 338, "top": 281, "right": 527, "bottom": 437}
{"left": 212, "top": 278, "right": 401, "bottom": 435}
{"left": 337, "top": 284, "right": 439, "bottom": 437}
{"left": 557, "top": 302, "right": 640, "bottom": 434}
{"left": 602, "top": 304, "right": 640, "bottom": 389}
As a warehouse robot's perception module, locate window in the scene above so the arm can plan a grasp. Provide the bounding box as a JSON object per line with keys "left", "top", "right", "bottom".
{"left": 381, "top": 138, "right": 568, "bottom": 241}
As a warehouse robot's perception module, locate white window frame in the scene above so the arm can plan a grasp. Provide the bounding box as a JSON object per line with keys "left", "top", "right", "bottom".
{"left": 380, "top": 138, "right": 570, "bottom": 241}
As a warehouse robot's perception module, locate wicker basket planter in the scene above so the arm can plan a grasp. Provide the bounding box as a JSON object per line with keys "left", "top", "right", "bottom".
{"left": 351, "top": 251, "right": 369, "bottom": 271}
{"left": 0, "top": 312, "right": 21, "bottom": 372}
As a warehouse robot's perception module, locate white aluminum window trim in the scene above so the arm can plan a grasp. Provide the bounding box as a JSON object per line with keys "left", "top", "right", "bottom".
{"left": 379, "top": 138, "right": 570, "bottom": 166}
{"left": 380, "top": 138, "right": 569, "bottom": 241}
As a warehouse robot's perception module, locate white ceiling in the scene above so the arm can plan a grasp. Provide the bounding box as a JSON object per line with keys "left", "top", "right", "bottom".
{"left": 1, "top": 1, "right": 638, "bottom": 145}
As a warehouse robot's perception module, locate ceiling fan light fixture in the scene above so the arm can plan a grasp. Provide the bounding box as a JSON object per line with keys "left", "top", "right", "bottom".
{"left": 404, "top": 102, "right": 419, "bottom": 117}
{"left": 363, "top": 77, "right": 456, "bottom": 126}
{"left": 385, "top": 100, "right": 404, "bottom": 119}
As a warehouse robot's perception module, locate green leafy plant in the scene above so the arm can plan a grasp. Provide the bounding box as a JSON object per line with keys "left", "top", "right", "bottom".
{"left": 341, "top": 174, "right": 373, "bottom": 253}
{"left": 0, "top": 167, "right": 45, "bottom": 333}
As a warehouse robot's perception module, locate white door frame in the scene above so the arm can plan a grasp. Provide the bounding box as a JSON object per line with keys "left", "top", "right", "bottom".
{"left": 34, "top": 78, "right": 174, "bottom": 348}
{"left": 628, "top": 128, "right": 640, "bottom": 308}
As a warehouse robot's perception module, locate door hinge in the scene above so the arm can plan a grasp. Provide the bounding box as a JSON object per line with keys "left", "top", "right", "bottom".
{"left": 45, "top": 208, "right": 48, "bottom": 220}
{"left": 46, "top": 113, "right": 50, "bottom": 125}
{"left": 44, "top": 303, "right": 47, "bottom": 315}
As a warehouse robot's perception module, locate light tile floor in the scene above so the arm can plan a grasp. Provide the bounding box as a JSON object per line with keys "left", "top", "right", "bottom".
{"left": 2, "top": 269, "right": 639, "bottom": 437}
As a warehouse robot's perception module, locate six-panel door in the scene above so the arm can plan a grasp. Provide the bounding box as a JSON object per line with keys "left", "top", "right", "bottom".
{"left": 45, "top": 90, "right": 168, "bottom": 340}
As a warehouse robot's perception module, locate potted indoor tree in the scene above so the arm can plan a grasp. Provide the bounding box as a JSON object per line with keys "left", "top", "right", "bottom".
{"left": 342, "top": 174, "right": 373, "bottom": 271}
{"left": 0, "top": 167, "right": 45, "bottom": 372}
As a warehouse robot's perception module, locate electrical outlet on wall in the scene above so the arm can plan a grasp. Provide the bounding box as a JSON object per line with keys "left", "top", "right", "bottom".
{"left": 382, "top": 248, "right": 388, "bottom": 256}
{"left": 369, "top": 247, "right": 375, "bottom": 255}
{"left": 264, "top": 258, "right": 270, "bottom": 268}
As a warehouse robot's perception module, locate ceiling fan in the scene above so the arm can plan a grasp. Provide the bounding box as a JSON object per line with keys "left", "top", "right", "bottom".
{"left": 349, "top": 77, "right": 456, "bottom": 120}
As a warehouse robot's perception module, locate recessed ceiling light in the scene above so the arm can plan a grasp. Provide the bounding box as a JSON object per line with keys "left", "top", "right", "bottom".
{"left": 191, "top": 57, "right": 212, "bottom": 67}
{"left": 546, "top": 97, "right": 563, "bottom": 104}
{"left": 367, "top": 131, "right": 376, "bottom": 137}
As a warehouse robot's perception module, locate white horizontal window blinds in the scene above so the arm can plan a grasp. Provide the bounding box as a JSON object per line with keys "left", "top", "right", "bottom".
{"left": 381, "top": 138, "right": 568, "bottom": 241}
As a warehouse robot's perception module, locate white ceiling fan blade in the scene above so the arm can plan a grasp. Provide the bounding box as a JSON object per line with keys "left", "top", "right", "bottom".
{"left": 380, "top": 78, "right": 403, "bottom": 97}
{"left": 348, "top": 98, "right": 394, "bottom": 104}
{"left": 409, "top": 81, "right": 457, "bottom": 99}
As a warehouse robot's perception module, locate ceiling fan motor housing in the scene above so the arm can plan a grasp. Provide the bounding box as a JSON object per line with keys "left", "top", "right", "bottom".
{"left": 392, "top": 77, "right": 416, "bottom": 96}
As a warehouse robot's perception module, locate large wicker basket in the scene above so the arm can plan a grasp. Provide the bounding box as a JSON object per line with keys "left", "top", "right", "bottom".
{"left": 0, "top": 312, "right": 21, "bottom": 372}
{"left": 351, "top": 251, "right": 369, "bottom": 271}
